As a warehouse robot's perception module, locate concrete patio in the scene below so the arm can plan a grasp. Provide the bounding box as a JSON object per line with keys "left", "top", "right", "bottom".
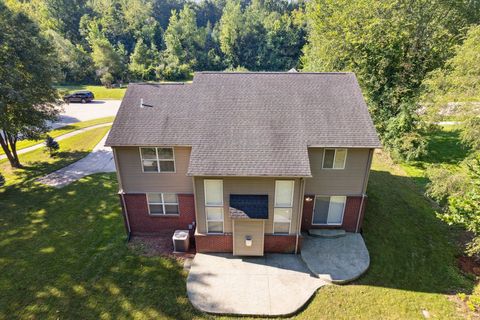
{"left": 187, "top": 253, "right": 325, "bottom": 316}
{"left": 187, "top": 233, "right": 370, "bottom": 316}
{"left": 301, "top": 233, "right": 370, "bottom": 283}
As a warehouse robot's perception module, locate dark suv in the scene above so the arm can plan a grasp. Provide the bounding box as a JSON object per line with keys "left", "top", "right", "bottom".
{"left": 63, "top": 91, "right": 95, "bottom": 103}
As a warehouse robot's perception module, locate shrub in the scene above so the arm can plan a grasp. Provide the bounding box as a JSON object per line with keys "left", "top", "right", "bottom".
{"left": 45, "top": 135, "right": 59, "bottom": 157}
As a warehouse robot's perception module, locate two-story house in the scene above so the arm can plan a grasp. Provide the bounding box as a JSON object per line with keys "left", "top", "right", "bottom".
{"left": 105, "top": 72, "right": 381, "bottom": 256}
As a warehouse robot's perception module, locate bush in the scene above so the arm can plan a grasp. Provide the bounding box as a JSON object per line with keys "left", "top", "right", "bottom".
{"left": 45, "top": 135, "right": 59, "bottom": 157}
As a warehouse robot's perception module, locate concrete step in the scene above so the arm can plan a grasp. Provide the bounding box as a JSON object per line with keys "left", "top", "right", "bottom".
{"left": 308, "top": 229, "right": 346, "bottom": 238}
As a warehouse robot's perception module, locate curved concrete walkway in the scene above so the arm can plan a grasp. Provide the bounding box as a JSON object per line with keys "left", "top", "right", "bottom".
{"left": 301, "top": 233, "right": 370, "bottom": 283}
{"left": 0, "top": 123, "right": 112, "bottom": 160}
{"left": 187, "top": 253, "right": 325, "bottom": 316}
{"left": 37, "top": 131, "right": 115, "bottom": 188}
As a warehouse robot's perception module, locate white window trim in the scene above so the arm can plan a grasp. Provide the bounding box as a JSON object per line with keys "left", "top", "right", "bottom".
{"left": 322, "top": 148, "right": 347, "bottom": 170}
{"left": 311, "top": 195, "right": 346, "bottom": 226}
{"left": 204, "top": 179, "right": 224, "bottom": 234}
{"left": 139, "top": 147, "right": 176, "bottom": 173}
{"left": 147, "top": 193, "right": 179, "bottom": 216}
{"left": 273, "top": 180, "right": 294, "bottom": 234}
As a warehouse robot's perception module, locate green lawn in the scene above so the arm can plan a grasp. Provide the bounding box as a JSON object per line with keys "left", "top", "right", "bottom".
{"left": 0, "top": 125, "right": 475, "bottom": 319}
{"left": 400, "top": 124, "right": 472, "bottom": 190}
{"left": 0, "top": 117, "right": 114, "bottom": 156}
{"left": 55, "top": 85, "right": 127, "bottom": 100}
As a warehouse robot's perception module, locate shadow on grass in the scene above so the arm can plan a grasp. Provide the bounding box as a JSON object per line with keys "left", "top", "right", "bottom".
{"left": 0, "top": 173, "right": 201, "bottom": 319}
{"left": 357, "top": 169, "right": 473, "bottom": 294}
{"left": 420, "top": 128, "right": 470, "bottom": 165}
{"left": 13, "top": 151, "right": 90, "bottom": 182}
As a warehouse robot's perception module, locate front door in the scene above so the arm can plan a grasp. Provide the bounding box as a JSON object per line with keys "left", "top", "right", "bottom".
{"left": 233, "top": 219, "right": 265, "bottom": 256}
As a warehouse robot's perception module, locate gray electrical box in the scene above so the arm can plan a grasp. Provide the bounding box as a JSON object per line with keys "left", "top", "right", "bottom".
{"left": 172, "top": 230, "right": 190, "bottom": 252}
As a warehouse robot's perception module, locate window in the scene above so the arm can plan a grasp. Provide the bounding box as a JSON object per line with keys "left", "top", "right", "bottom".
{"left": 140, "top": 147, "right": 175, "bottom": 173}
{"left": 147, "top": 193, "right": 179, "bottom": 215}
{"left": 204, "top": 180, "right": 224, "bottom": 233}
{"left": 274, "top": 180, "right": 294, "bottom": 234}
{"left": 322, "top": 149, "right": 347, "bottom": 169}
{"left": 312, "top": 196, "right": 346, "bottom": 225}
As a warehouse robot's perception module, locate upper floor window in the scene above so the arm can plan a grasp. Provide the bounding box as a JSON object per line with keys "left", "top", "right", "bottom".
{"left": 322, "top": 149, "right": 347, "bottom": 169}
{"left": 147, "top": 193, "right": 179, "bottom": 215}
{"left": 140, "top": 147, "right": 175, "bottom": 173}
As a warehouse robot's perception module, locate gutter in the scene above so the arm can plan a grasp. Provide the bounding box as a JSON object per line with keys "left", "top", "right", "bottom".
{"left": 112, "top": 148, "right": 131, "bottom": 241}
{"left": 295, "top": 178, "right": 306, "bottom": 254}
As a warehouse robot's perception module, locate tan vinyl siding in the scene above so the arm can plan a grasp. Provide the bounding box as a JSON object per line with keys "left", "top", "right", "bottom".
{"left": 305, "top": 148, "right": 372, "bottom": 195}
{"left": 194, "top": 177, "right": 301, "bottom": 235}
{"left": 114, "top": 146, "right": 193, "bottom": 193}
{"left": 233, "top": 220, "right": 264, "bottom": 256}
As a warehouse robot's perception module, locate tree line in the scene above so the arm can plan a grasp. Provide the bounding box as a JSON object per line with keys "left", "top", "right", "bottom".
{"left": 7, "top": 0, "right": 306, "bottom": 85}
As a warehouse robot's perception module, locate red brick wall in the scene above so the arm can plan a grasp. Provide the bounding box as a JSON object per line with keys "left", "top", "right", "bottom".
{"left": 195, "top": 234, "right": 301, "bottom": 253}
{"left": 301, "top": 195, "right": 367, "bottom": 233}
{"left": 195, "top": 234, "right": 233, "bottom": 253}
{"left": 264, "top": 235, "right": 302, "bottom": 253}
{"left": 121, "top": 193, "right": 196, "bottom": 236}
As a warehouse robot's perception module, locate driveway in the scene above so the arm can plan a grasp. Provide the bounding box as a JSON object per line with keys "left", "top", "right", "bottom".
{"left": 37, "top": 131, "right": 115, "bottom": 188}
{"left": 187, "top": 253, "right": 325, "bottom": 316}
{"left": 49, "top": 100, "right": 121, "bottom": 129}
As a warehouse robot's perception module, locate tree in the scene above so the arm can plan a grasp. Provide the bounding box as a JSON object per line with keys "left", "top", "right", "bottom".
{"left": 422, "top": 25, "right": 480, "bottom": 150}
{"left": 129, "top": 38, "right": 159, "bottom": 80}
{"left": 158, "top": 5, "right": 205, "bottom": 80}
{"left": 302, "top": 0, "right": 476, "bottom": 160}
{"left": 0, "top": 2, "right": 59, "bottom": 168}
{"left": 90, "top": 36, "right": 124, "bottom": 86}
{"left": 46, "top": 30, "right": 95, "bottom": 83}
{"left": 431, "top": 156, "right": 480, "bottom": 256}
{"left": 218, "top": 0, "right": 243, "bottom": 68}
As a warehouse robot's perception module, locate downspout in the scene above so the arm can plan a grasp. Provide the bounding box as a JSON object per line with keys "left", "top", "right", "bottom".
{"left": 120, "top": 192, "right": 132, "bottom": 241}
{"left": 295, "top": 178, "right": 306, "bottom": 254}
{"left": 112, "top": 148, "right": 131, "bottom": 241}
{"left": 355, "top": 148, "right": 373, "bottom": 232}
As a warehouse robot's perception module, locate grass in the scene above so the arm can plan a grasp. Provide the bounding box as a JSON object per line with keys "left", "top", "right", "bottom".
{"left": 0, "top": 124, "right": 475, "bottom": 319}
{"left": 55, "top": 85, "right": 126, "bottom": 100}
{"left": 297, "top": 151, "right": 472, "bottom": 319}
{"left": 0, "top": 117, "right": 114, "bottom": 156}
{"left": 0, "top": 126, "right": 110, "bottom": 185}
{"left": 401, "top": 124, "right": 472, "bottom": 190}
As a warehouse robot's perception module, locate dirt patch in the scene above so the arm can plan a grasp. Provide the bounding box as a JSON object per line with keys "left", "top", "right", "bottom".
{"left": 128, "top": 234, "right": 196, "bottom": 261}
{"left": 458, "top": 256, "right": 480, "bottom": 276}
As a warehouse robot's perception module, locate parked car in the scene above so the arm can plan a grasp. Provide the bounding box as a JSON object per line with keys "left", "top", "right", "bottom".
{"left": 63, "top": 91, "right": 95, "bottom": 103}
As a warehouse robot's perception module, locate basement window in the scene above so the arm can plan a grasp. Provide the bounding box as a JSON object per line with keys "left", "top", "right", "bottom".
{"left": 147, "top": 193, "right": 179, "bottom": 215}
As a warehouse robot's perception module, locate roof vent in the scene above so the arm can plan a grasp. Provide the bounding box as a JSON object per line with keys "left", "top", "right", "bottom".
{"left": 288, "top": 68, "right": 298, "bottom": 73}
{"left": 140, "top": 98, "right": 153, "bottom": 108}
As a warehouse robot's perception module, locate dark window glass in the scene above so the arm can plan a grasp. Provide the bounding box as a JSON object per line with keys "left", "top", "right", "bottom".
{"left": 165, "top": 205, "right": 179, "bottom": 214}
{"left": 323, "top": 150, "right": 335, "bottom": 168}
{"left": 157, "top": 148, "right": 173, "bottom": 159}
{"left": 313, "top": 196, "right": 330, "bottom": 224}
{"left": 159, "top": 160, "right": 175, "bottom": 172}
{"left": 149, "top": 204, "right": 164, "bottom": 214}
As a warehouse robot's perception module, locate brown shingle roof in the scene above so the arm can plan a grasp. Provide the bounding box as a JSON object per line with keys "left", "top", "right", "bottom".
{"left": 105, "top": 72, "right": 381, "bottom": 177}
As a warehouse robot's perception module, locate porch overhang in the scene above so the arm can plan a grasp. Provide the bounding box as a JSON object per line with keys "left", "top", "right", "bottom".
{"left": 229, "top": 194, "right": 268, "bottom": 219}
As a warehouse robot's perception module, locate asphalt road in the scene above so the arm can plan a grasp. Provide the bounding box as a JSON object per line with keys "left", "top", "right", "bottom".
{"left": 49, "top": 100, "right": 121, "bottom": 129}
